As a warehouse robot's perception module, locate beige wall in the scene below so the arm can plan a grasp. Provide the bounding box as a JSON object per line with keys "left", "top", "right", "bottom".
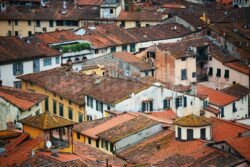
{"left": 117, "top": 20, "right": 159, "bottom": 29}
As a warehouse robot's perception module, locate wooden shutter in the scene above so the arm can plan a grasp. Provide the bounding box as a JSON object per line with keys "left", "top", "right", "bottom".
{"left": 183, "top": 96, "right": 187, "bottom": 107}
{"left": 150, "top": 101, "right": 153, "bottom": 111}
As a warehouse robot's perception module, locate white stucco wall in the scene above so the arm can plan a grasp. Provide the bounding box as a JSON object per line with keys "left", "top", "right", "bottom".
{"left": 207, "top": 57, "right": 249, "bottom": 89}
{"left": 0, "top": 97, "right": 43, "bottom": 130}
{"left": 175, "top": 125, "right": 212, "bottom": 140}
{"left": 115, "top": 124, "right": 163, "bottom": 151}
{"left": 0, "top": 56, "right": 61, "bottom": 87}
{"left": 85, "top": 84, "right": 204, "bottom": 119}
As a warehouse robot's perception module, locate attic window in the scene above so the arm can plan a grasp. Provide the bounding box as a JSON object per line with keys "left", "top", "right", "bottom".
{"left": 147, "top": 51, "right": 155, "bottom": 59}
{"left": 142, "top": 100, "right": 153, "bottom": 112}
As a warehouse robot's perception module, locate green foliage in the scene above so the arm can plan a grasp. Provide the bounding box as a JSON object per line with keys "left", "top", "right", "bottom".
{"left": 60, "top": 43, "right": 91, "bottom": 53}
{"left": 136, "top": 7, "right": 141, "bottom": 12}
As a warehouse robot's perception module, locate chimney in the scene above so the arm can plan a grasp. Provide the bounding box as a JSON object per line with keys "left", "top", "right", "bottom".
{"left": 156, "top": 142, "right": 161, "bottom": 150}
{"left": 94, "top": 77, "right": 101, "bottom": 85}
{"left": 31, "top": 149, "right": 35, "bottom": 157}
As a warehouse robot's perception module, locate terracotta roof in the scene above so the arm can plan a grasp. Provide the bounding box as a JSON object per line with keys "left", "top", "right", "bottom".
{"left": 20, "top": 152, "right": 87, "bottom": 167}
{"left": 83, "top": 77, "right": 150, "bottom": 105}
{"left": 118, "top": 10, "right": 163, "bottom": 21}
{"left": 0, "top": 134, "right": 41, "bottom": 166}
{"left": 161, "top": 3, "right": 186, "bottom": 9}
{"left": 18, "top": 112, "right": 74, "bottom": 130}
{"left": 0, "top": 86, "right": 47, "bottom": 111}
{"left": 209, "top": 45, "right": 238, "bottom": 63}
{"left": 74, "top": 140, "right": 127, "bottom": 166}
{"left": 112, "top": 51, "right": 154, "bottom": 71}
{"left": 157, "top": 38, "right": 210, "bottom": 59}
{"left": 0, "top": 5, "right": 99, "bottom": 21}
{"left": 18, "top": 67, "right": 94, "bottom": 106}
{"left": 174, "top": 114, "right": 211, "bottom": 127}
{"left": 0, "top": 36, "right": 60, "bottom": 65}
{"left": 18, "top": 67, "right": 150, "bottom": 105}
{"left": 203, "top": 106, "right": 220, "bottom": 114}
{"left": 196, "top": 84, "right": 238, "bottom": 107}
{"left": 77, "top": 0, "right": 103, "bottom": 6}
{"left": 146, "top": 110, "right": 177, "bottom": 123}
{"left": 210, "top": 117, "right": 250, "bottom": 141}
{"left": 224, "top": 61, "right": 250, "bottom": 75}
{"left": 221, "top": 84, "right": 250, "bottom": 99}
{"left": 117, "top": 130, "right": 240, "bottom": 166}
{"left": 226, "top": 136, "right": 250, "bottom": 161}
{"left": 74, "top": 113, "right": 136, "bottom": 139}
{"left": 0, "top": 130, "right": 22, "bottom": 140}
{"left": 126, "top": 23, "right": 191, "bottom": 43}
{"left": 97, "top": 115, "right": 160, "bottom": 143}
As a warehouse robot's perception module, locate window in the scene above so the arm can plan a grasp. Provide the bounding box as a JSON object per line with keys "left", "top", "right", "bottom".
{"left": 216, "top": 68, "right": 221, "bottom": 77}
{"left": 110, "top": 143, "right": 114, "bottom": 152}
{"left": 96, "top": 100, "right": 103, "bottom": 113}
{"left": 163, "top": 99, "right": 170, "bottom": 109}
{"left": 87, "top": 96, "right": 93, "bottom": 108}
{"left": 55, "top": 56, "right": 60, "bottom": 64}
{"left": 43, "top": 58, "right": 52, "bottom": 66}
{"left": 208, "top": 67, "right": 213, "bottom": 76}
{"left": 111, "top": 47, "right": 116, "bottom": 52}
{"left": 175, "top": 97, "right": 182, "bottom": 109}
{"left": 203, "top": 100, "right": 208, "bottom": 108}
{"left": 14, "top": 20, "right": 18, "bottom": 26}
{"left": 88, "top": 137, "right": 92, "bottom": 144}
{"left": 146, "top": 24, "right": 150, "bottom": 27}
{"left": 68, "top": 107, "right": 73, "bottom": 120}
{"left": 13, "top": 62, "right": 23, "bottom": 75}
{"left": 35, "top": 110, "right": 40, "bottom": 116}
{"left": 96, "top": 139, "right": 100, "bottom": 148}
{"left": 78, "top": 112, "right": 83, "bottom": 122}
{"left": 181, "top": 69, "right": 187, "bottom": 80}
{"left": 221, "top": 107, "right": 224, "bottom": 118}
{"left": 36, "top": 20, "right": 40, "bottom": 27}
{"left": 130, "top": 44, "right": 136, "bottom": 52}
{"left": 7, "top": 31, "right": 11, "bottom": 36}
{"left": 53, "top": 100, "right": 57, "bottom": 114}
{"left": 122, "top": 45, "right": 127, "bottom": 51}
{"left": 200, "top": 128, "right": 206, "bottom": 140}
{"left": 87, "top": 115, "right": 92, "bottom": 121}
{"left": 59, "top": 103, "right": 64, "bottom": 117}
{"left": 135, "top": 21, "right": 141, "bottom": 27}
{"left": 45, "top": 98, "right": 49, "bottom": 111}
{"left": 232, "top": 103, "right": 237, "bottom": 113}
{"left": 147, "top": 51, "right": 155, "bottom": 59}
{"left": 95, "top": 49, "right": 99, "bottom": 54}
{"left": 28, "top": 20, "right": 31, "bottom": 26}
{"left": 28, "top": 31, "right": 32, "bottom": 36}
{"left": 110, "top": 9, "right": 113, "bottom": 14}
{"left": 224, "top": 69, "right": 229, "bottom": 79}
{"left": 105, "top": 141, "right": 109, "bottom": 150}
{"left": 142, "top": 101, "right": 153, "bottom": 112}
{"left": 14, "top": 81, "right": 22, "bottom": 89}
{"left": 192, "top": 72, "right": 196, "bottom": 78}
{"left": 8, "top": 20, "right": 11, "bottom": 25}
{"left": 49, "top": 20, "right": 54, "bottom": 27}
{"left": 69, "top": 100, "right": 72, "bottom": 105}
{"left": 77, "top": 132, "right": 80, "bottom": 140}
{"left": 120, "top": 21, "right": 125, "bottom": 28}
{"left": 107, "top": 105, "right": 111, "bottom": 110}
{"left": 183, "top": 96, "right": 187, "bottom": 107}
{"left": 15, "top": 31, "right": 18, "bottom": 36}
{"left": 187, "top": 129, "right": 194, "bottom": 141}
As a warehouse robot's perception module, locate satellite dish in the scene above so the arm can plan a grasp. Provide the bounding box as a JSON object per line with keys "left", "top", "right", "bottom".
{"left": 46, "top": 141, "right": 52, "bottom": 148}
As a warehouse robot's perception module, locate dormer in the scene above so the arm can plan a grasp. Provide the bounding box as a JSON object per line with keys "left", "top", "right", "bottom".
{"left": 100, "top": 0, "right": 121, "bottom": 19}
{"left": 174, "top": 114, "right": 212, "bottom": 141}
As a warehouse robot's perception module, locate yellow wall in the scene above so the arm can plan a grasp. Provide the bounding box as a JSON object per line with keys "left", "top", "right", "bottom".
{"left": 116, "top": 20, "right": 160, "bottom": 29}
{"left": 73, "top": 130, "right": 113, "bottom": 155}
{"left": 23, "top": 124, "right": 45, "bottom": 148}
{"left": 22, "top": 81, "right": 86, "bottom": 123}
{"left": 81, "top": 65, "right": 105, "bottom": 76}
{"left": 0, "top": 20, "right": 79, "bottom": 37}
